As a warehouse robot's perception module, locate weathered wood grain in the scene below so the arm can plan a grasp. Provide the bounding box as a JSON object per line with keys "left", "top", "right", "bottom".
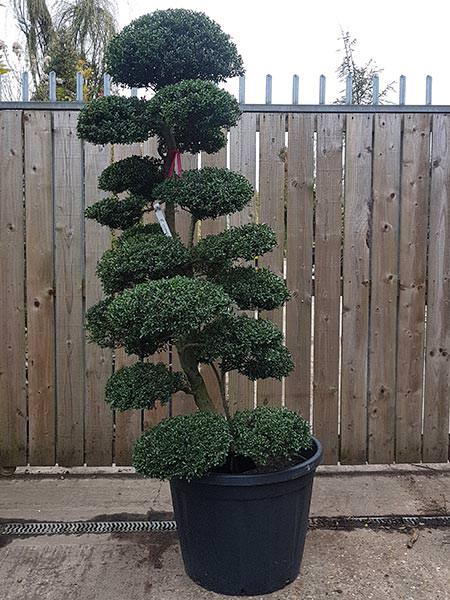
{"left": 313, "top": 113, "right": 344, "bottom": 464}
{"left": 423, "top": 114, "right": 450, "bottom": 462}
{"left": 396, "top": 114, "right": 431, "bottom": 462}
{"left": 228, "top": 113, "right": 257, "bottom": 412}
{"left": 24, "top": 111, "right": 56, "bottom": 465}
{"left": 198, "top": 145, "right": 227, "bottom": 409}
{"left": 2, "top": 108, "right": 450, "bottom": 466}
{"left": 113, "top": 142, "right": 143, "bottom": 465}
{"left": 285, "top": 114, "right": 315, "bottom": 420}
{"left": 53, "top": 111, "right": 85, "bottom": 466}
{"left": 257, "top": 113, "right": 285, "bottom": 406}
{"left": 340, "top": 114, "right": 373, "bottom": 464}
{"left": 368, "top": 114, "right": 401, "bottom": 464}
{"left": 200, "top": 144, "right": 227, "bottom": 237}
{"left": 84, "top": 142, "right": 113, "bottom": 465}
{"left": 0, "top": 110, "right": 27, "bottom": 466}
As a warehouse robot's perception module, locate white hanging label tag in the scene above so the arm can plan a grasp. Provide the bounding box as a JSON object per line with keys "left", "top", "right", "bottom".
{"left": 153, "top": 201, "right": 172, "bottom": 237}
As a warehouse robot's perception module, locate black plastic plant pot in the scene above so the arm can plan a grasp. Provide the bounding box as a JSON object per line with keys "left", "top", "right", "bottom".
{"left": 170, "top": 436, "right": 322, "bottom": 596}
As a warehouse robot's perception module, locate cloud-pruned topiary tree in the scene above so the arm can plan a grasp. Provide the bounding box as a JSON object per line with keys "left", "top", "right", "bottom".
{"left": 78, "top": 9, "right": 310, "bottom": 480}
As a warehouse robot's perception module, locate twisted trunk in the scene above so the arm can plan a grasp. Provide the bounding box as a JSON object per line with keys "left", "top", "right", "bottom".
{"left": 177, "top": 344, "right": 215, "bottom": 412}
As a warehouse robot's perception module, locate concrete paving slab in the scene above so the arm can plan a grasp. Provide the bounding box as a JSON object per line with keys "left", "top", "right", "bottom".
{"left": 2, "top": 528, "right": 450, "bottom": 599}
{"left": 1, "top": 466, "right": 450, "bottom": 521}
{"left": 1, "top": 466, "right": 450, "bottom": 599}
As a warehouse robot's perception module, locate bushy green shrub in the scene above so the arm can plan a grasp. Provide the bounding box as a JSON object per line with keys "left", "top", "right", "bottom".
{"left": 88, "top": 277, "right": 232, "bottom": 357}
{"left": 197, "top": 314, "right": 294, "bottom": 380}
{"left": 97, "top": 231, "right": 190, "bottom": 294}
{"left": 213, "top": 266, "right": 290, "bottom": 311}
{"left": 192, "top": 224, "right": 278, "bottom": 271}
{"left": 133, "top": 412, "right": 232, "bottom": 479}
{"left": 85, "top": 298, "right": 116, "bottom": 348}
{"left": 77, "top": 96, "right": 155, "bottom": 145}
{"left": 85, "top": 195, "right": 148, "bottom": 230}
{"left": 230, "top": 407, "right": 312, "bottom": 467}
{"left": 153, "top": 167, "right": 253, "bottom": 220}
{"left": 99, "top": 156, "right": 163, "bottom": 199}
{"left": 105, "top": 362, "right": 188, "bottom": 411}
{"left": 78, "top": 9, "right": 309, "bottom": 481}
{"left": 106, "top": 9, "right": 243, "bottom": 89}
{"left": 133, "top": 407, "right": 312, "bottom": 479}
{"left": 148, "top": 80, "right": 240, "bottom": 154}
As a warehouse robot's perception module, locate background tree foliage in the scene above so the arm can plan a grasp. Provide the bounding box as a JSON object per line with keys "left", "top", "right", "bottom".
{"left": 10, "top": 0, "right": 117, "bottom": 99}
{"left": 336, "top": 30, "right": 395, "bottom": 104}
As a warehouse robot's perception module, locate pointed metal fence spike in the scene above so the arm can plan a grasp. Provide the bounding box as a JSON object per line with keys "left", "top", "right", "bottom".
{"left": 292, "top": 74, "right": 299, "bottom": 105}
{"left": 265, "top": 74, "right": 272, "bottom": 104}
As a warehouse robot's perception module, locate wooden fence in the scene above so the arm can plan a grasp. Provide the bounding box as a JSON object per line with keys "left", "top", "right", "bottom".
{"left": 1, "top": 106, "right": 450, "bottom": 467}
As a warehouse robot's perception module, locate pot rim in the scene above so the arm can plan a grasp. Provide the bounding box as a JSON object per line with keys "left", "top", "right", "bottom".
{"left": 185, "top": 436, "right": 323, "bottom": 487}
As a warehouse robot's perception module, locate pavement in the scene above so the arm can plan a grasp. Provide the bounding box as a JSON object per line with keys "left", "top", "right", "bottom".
{"left": 1, "top": 464, "right": 450, "bottom": 599}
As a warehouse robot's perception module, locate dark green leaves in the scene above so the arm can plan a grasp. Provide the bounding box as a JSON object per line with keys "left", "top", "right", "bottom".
{"left": 85, "top": 298, "right": 116, "bottom": 348}
{"left": 214, "top": 266, "right": 290, "bottom": 311}
{"left": 106, "top": 9, "right": 244, "bottom": 89}
{"left": 133, "top": 412, "right": 232, "bottom": 479}
{"left": 91, "top": 277, "right": 231, "bottom": 357}
{"left": 231, "top": 407, "right": 312, "bottom": 467}
{"left": 154, "top": 167, "right": 253, "bottom": 220}
{"left": 98, "top": 156, "right": 163, "bottom": 199}
{"left": 81, "top": 9, "right": 304, "bottom": 481}
{"left": 105, "top": 362, "right": 188, "bottom": 411}
{"left": 77, "top": 96, "right": 155, "bottom": 144}
{"left": 197, "top": 314, "right": 294, "bottom": 380}
{"left": 85, "top": 195, "right": 148, "bottom": 230}
{"left": 132, "top": 407, "right": 311, "bottom": 479}
{"left": 192, "top": 224, "right": 278, "bottom": 270}
{"left": 148, "top": 80, "right": 240, "bottom": 154}
{"left": 97, "top": 231, "right": 190, "bottom": 294}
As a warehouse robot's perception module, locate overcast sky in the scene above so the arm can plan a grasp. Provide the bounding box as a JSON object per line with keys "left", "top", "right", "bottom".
{"left": 2, "top": 0, "right": 449, "bottom": 104}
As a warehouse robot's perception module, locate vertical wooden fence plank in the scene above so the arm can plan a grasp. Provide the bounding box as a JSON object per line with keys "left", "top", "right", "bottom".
{"left": 285, "top": 114, "right": 315, "bottom": 420}
{"left": 113, "top": 142, "right": 143, "bottom": 464}
{"left": 114, "top": 348, "right": 142, "bottom": 460}
{"left": 201, "top": 144, "right": 227, "bottom": 237}
{"left": 396, "top": 114, "right": 431, "bottom": 462}
{"left": 257, "top": 113, "right": 285, "bottom": 406}
{"left": 340, "top": 114, "right": 373, "bottom": 464}
{"left": 313, "top": 113, "right": 344, "bottom": 464}
{"left": 368, "top": 114, "right": 401, "bottom": 463}
{"left": 423, "top": 114, "right": 450, "bottom": 462}
{"left": 141, "top": 137, "right": 172, "bottom": 427}
{"left": 171, "top": 151, "right": 198, "bottom": 417}
{"left": 24, "top": 111, "right": 56, "bottom": 465}
{"left": 84, "top": 142, "right": 113, "bottom": 465}
{"left": 0, "top": 110, "right": 27, "bottom": 466}
{"left": 54, "top": 111, "right": 85, "bottom": 466}
{"left": 228, "top": 113, "right": 257, "bottom": 412}
{"left": 198, "top": 146, "right": 227, "bottom": 408}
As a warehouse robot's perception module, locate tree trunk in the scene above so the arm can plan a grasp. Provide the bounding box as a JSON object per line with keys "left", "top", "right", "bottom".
{"left": 177, "top": 344, "right": 215, "bottom": 412}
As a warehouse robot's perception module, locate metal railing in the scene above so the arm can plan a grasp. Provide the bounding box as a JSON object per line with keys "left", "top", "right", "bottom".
{"left": 1, "top": 71, "right": 448, "bottom": 113}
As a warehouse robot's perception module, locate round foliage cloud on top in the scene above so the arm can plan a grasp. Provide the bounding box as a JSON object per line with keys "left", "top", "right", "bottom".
{"left": 106, "top": 9, "right": 244, "bottom": 89}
